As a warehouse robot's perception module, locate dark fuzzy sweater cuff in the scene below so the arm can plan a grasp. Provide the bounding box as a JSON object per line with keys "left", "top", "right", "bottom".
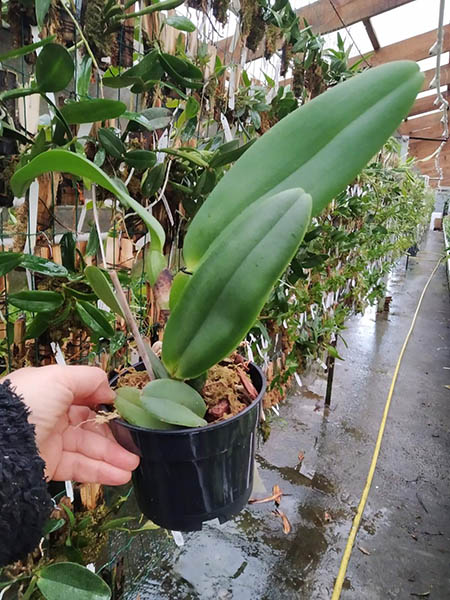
{"left": 0, "top": 380, "right": 52, "bottom": 566}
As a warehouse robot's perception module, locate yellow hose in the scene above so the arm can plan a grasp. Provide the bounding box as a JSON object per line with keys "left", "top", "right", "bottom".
{"left": 331, "top": 256, "right": 443, "bottom": 600}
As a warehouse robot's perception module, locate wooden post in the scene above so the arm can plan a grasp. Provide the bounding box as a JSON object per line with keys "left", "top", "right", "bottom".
{"left": 325, "top": 338, "right": 337, "bottom": 407}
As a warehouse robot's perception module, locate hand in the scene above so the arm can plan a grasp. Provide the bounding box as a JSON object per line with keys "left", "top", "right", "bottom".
{"left": 2, "top": 365, "right": 139, "bottom": 485}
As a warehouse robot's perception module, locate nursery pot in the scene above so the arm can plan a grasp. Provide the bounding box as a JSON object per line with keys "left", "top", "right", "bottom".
{"left": 108, "top": 362, "right": 266, "bottom": 531}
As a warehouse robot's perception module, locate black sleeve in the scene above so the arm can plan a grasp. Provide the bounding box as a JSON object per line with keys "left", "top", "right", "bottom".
{"left": 0, "top": 380, "right": 52, "bottom": 566}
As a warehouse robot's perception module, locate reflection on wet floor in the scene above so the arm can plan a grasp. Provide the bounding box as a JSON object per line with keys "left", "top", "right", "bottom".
{"left": 118, "top": 233, "right": 450, "bottom": 599}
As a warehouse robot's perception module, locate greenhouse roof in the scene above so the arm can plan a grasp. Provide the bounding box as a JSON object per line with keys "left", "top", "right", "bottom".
{"left": 200, "top": 0, "right": 449, "bottom": 187}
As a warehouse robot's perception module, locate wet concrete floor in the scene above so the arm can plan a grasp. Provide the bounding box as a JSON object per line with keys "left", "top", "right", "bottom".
{"left": 119, "top": 229, "right": 450, "bottom": 599}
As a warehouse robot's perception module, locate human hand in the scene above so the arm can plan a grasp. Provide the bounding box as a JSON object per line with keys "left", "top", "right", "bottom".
{"left": 2, "top": 365, "right": 139, "bottom": 485}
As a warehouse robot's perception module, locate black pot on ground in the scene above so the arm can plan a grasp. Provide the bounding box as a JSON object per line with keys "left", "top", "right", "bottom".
{"left": 108, "top": 362, "right": 266, "bottom": 532}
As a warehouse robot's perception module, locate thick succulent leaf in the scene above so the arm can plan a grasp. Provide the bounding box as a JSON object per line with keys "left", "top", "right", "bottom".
{"left": 162, "top": 189, "right": 312, "bottom": 379}
{"left": 9, "top": 290, "right": 64, "bottom": 313}
{"left": 10, "top": 150, "right": 165, "bottom": 252}
{"left": 168, "top": 270, "right": 190, "bottom": 311}
{"left": 183, "top": 61, "right": 424, "bottom": 269}
{"left": 84, "top": 266, "right": 124, "bottom": 317}
{"left": 142, "top": 379, "right": 206, "bottom": 417}
{"left": 35, "top": 43, "right": 74, "bottom": 92}
{"left": 141, "top": 395, "right": 207, "bottom": 428}
{"left": 115, "top": 395, "right": 171, "bottom": 429}
{"left": 20, "top": 254, "right": 68, "bottom": 277}
{"left": 0, "top": 34, "right": 55, "bottom": 62}
{"left": 60, "top": 99, "right": 127, "bottom": 124}
{"left": 76, "top": 301, "right": 115, "bottom": 338}
{"left": 115, "top": 386, "right": 141, "bottom": 405}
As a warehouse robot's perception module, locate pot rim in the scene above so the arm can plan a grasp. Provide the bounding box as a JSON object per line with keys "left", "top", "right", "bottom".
{"left": 108, "top": 361, "right": 267, "bottom": 436}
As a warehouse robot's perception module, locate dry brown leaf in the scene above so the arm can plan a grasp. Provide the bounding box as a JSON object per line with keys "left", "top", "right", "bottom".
{"left": 249, "top": 484, "right": 283, "bottom": 505}
{"left": 273, "top": 508, "right": 291, "bottom": 534}
{"left": 237, "top": 367, "right": 258, "bottom": 399}
{"left": 358, "top": 545, "right": 370, "bottom": 555}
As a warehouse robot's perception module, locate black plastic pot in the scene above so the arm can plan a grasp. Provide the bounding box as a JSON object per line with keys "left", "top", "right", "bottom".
{"left": 108, "top": 362, "right": 266, "bottom": 531}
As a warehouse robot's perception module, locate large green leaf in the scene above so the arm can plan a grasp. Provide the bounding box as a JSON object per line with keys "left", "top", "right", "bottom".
{"left": 162, "top": 189, "right": 312, "bottom": 379}
{"left": 159, "top": 53, "right": 203, "bottom": 89}
{"left": 103, "top": 50, "right": 163, "bottom": 90}
{"left": 20, "top": 254, "right": 69, "bottom": 277}
{"left": 60, "top": 99, "right": 127, "bottom": 124}
{"left": 9, "top": 290, "right": 64, "bottom": 313}
{"left": 10, "top": 150, "right": 165, "bottom": 252}
{"left": 37, "top": 562, "right": 111, "bottom": 600}
{"left": 76, "top": 301, "right": 115, "bottom": 338}
{"left": 36, "top": 44, "right": 74, "bottom": 93}
{"left": 0, "top": 252, "right": 23, "bottom": 277}
{"left": 142, "top": 379, "right": 206, "bottom": 417}
{"left": 84, "top": 266, "right": 124, "bottom": 317}
{"left": 183, "top": 61, "right": 424, "bottom": 269}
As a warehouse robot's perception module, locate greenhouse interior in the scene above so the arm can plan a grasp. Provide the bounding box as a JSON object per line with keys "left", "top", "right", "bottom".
{"left": 0, "top": 0, "right": 449, "bottom": 598}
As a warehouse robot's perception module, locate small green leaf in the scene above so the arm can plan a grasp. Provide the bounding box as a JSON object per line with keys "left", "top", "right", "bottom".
{"left": 76, "top": 55, "right": 93, "bottom": 97}
{"left": 141, "top": 163, "right": 166, "bottom": 197}
{"left": 98, "top": 516, "right": 137, "bottom": 532}
{"left": 76, "top": 301, "right": 115, "bottom": 338}
{"left": 141, "top": 395, "right": 207, "bottom": 428}
{"left": 36, "top": 0, "right": 52, "bottom": 29}
{"left": 42, "top": 518, "right": 66, "bottom": 536}
{"left": 0, "top": 87, "right": 37, "bottom": 102}
{"left": 0, "top": 252, "right": 23, "bottom": 277}
{"left": 0, "top": 35, "right": 56, "bottom": 62}
{"left": 36, "top": 44, "right": 74, "bottom": 93}
{"left": 115, "top": 395, "right": 171, "bottom": 429}
{"left": 84, "top": 266, "right": 124, "bottom": 317}
{"left": 124, "top": 150, "right": 157, "bottom": 170}
{"left": 144, "top": 249, "right": 166, "bottom": 286}
{"left": 61, "top": 99, "right": 126, "bottom": 125}
{"left": 93, "top": 148, "right": 106, "bottom": 168}
{"left": 63, "top": 286, "right": 97, "bottom": 301}
{"left": 142, "top": 379, "right": 206, "bottom": 417}
{"left": 116, "top": 386, "right": 141, "bottom": 405}
{"left": 60, "top": 232, "right": 76, "bottom": 272}
{"left": 98, "top": 128, "right": 125, "bottom": 159}
{"left": 20, "top": 255, "right": 68, "bottom": 277}
{"left": 9, "top": 291, "right": 64, "bottom": 313}
{"left": 25, "top": 311, "right": 54, "bottom": 339}
{"left": 123, "top": 108, "right": 171, "bottom": 132}
{"left": 145, "top": 344, "right": 169, "bottom": 379}
{"left": 185, "top": 96, "right": 200, "bottom": 119}
{"left": 209, "top": 139, "right": 255, "bottom": 168}
{"left": 86, "top": 223, "right": 100, "bottom": 256}
{"left": 37, "top": 562, "right": 111, "bottom": 600}
{"left": 165, "top": 15, "right": 196, "bottom": 32}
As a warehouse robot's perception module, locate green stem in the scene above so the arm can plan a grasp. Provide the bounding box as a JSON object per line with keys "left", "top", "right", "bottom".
{"left": 117, "top": 0, "right": 186, "bottom": 20}
{"left": 21, "top": 575, "right": 37, "bottom": 600}
{"left": 41, "top": 93, "right": 74, "bottom": 147}
{"left": 59, "top": 0, "right": 104, "bottom": 98}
